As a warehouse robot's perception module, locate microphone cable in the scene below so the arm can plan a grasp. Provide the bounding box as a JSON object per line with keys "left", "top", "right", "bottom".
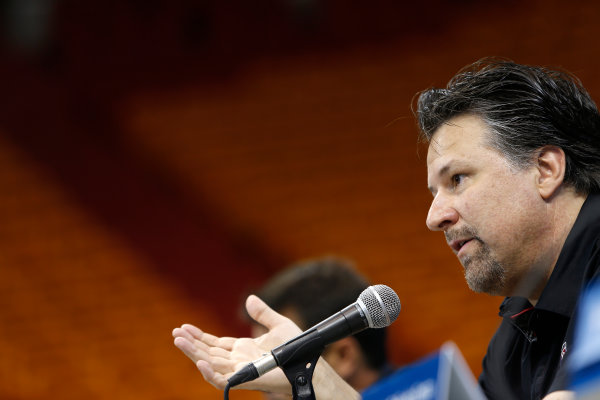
{"left": 223, "top": 381, "right": 231, "bottom": 400}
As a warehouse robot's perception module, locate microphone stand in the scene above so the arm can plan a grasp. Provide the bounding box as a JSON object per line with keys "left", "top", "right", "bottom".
{"left": 280, "top": 347, "right": 323, "bottom": 400}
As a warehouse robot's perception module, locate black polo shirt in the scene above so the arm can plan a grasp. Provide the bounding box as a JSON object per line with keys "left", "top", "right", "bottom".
{"left": 479, "top": 193, "right": 600, "bottom": 400}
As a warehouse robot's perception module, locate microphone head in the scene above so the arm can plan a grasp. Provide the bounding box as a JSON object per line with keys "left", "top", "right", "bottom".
{"left": 358, "top": 284, "right": 401, "bottom": 328}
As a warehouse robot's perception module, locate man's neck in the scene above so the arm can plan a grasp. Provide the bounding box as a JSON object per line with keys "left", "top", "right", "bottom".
{"left": 526, "top": 190, "right": 587, "bottom": 304}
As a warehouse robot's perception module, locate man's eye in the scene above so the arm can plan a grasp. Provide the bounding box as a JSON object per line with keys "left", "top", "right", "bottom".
{"left": 452, "top": 174, "right": 465, "bottom": 186}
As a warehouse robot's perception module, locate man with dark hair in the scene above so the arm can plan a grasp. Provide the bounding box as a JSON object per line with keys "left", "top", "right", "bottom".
{"left": 173, "top": 59, "right": 600, "bottom": 400}
{"left": 418, "top": 59, "right": 600, "bottom": 399}
{"left": 250, "top": 257, "right": 392, "bottom": 399}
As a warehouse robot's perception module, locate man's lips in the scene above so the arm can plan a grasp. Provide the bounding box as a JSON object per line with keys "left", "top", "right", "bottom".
{"left": 448, "top": 238, "right": 474, "bottom": 254}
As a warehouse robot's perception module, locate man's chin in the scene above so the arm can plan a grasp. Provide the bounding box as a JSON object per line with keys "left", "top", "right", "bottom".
{"left": 466, "top": 279, "right": 503, "bottom": 295}
{"left": 464, "top": 266, "right": 505, "bottom": 296}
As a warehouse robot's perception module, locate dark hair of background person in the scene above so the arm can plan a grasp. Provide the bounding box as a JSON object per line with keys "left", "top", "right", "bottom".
{"left": 415, "top": 57, "right": 600, "bottom": 195}
{"left": 252, "top": 257, "right": 389, "bottom": 371}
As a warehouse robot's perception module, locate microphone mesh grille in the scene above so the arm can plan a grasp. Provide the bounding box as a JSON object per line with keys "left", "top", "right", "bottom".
{"left": 359, "top": 285, "right": 401, "bottom": 328}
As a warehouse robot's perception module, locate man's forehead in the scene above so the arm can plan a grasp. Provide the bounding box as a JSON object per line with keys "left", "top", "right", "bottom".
{"left": 426, "top": 129, "right": 464, "bottom": 168}
{"left": 426, "top": 115, "right": 488, "bottom": 163}
{"left": 426, "top": 137, "right": 452, "bottom": 163}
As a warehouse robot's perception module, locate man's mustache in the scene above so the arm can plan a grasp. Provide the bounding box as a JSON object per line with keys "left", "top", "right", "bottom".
{"left": 444, "top": 226, "right": 481, "bottom": 244}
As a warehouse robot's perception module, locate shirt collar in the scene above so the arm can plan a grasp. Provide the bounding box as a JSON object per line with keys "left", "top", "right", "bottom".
{"left": 498, "top": 296, "right": 538, "bottom": 342}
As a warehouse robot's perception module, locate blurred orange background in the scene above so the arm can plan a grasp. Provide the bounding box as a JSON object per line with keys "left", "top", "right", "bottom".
{"left": 1, "top": 1, "right": 599, "bottom": 399}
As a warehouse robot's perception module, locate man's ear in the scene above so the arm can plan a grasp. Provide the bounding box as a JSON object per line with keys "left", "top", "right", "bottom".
{"left": 322, "top": 337, "right": 360, "bottom": 380}
{"left": 535, "top": 146, "right": 566, "bottom": 200}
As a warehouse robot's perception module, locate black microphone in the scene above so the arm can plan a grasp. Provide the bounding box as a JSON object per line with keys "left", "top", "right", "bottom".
{"left": 227, "top": 284, "right": 401, "bottom": 387}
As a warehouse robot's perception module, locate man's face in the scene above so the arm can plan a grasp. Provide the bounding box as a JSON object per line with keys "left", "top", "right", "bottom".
{"left": 426, "top": 114, "right": 548, "bottom": 296}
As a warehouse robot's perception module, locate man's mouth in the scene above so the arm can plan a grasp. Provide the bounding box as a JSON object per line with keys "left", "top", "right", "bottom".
{"left": 449, "top": 238, "right": 474, "bottom": 254}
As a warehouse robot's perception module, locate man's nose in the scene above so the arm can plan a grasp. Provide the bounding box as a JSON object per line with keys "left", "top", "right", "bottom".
{"left": 426, "top": 194, "right": 459, "bottom": 231}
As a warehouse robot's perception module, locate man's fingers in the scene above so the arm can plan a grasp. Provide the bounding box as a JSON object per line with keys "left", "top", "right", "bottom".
{"left": 180, "top": 324, "right": 204, "bottom": 340}
{"left": 172, "top": 327, "right": 195, "bottom": 342}
{"left": 246, "top": 294, "right": 291, "bottom": 330}
{"left": 173, "top": 336, "right": 192, "bottom": 354}
{"left": 208, "top": 346, "right": 231, "bottom": 359}
{"left": 175, "top": 324, "right": 231, "bottom": 349}
{"left": 197, "top": 360, "right": 228, "bottom": 390}
{"left": 200, "top": 331, "right": 237, "bottom": 351}
{"left": 174, "top": 335, "right": 233, "bottom": 361}
{"left": 174, "top": 336, "right": 207, "bottom": 362}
